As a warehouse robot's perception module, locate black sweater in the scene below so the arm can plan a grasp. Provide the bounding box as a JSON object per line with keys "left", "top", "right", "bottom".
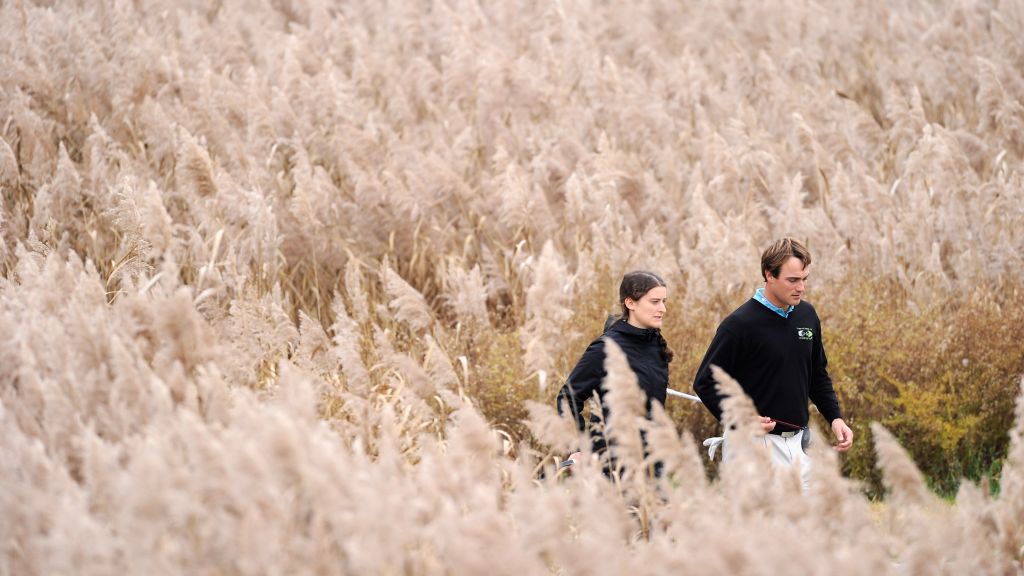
{"left": 556, "top": 320, "right": 670, "bottom": 436}
{"left": 692, "top": 298, "right": 842, "bottom": 427}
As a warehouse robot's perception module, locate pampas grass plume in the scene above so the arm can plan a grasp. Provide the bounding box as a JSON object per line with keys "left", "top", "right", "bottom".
{"left": 600, "top": 337, "right": 647, "bottom": 477}
{"left": 519, "top": 240, "right": 573, "bottom": 377}
{"left": 383, "top": 264, "right": 433, "bottom": 333}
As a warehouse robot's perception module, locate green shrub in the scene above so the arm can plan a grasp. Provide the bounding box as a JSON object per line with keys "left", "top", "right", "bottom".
{"left": 824, "top": 282, "right": 1024, "bottom": 497}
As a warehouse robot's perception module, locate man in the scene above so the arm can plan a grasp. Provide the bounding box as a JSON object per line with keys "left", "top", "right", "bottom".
{"left": 693, "top": 237, "right": 853, "bottom": 489}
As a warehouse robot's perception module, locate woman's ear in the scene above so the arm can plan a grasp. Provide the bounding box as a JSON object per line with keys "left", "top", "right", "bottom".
{"left": 624, "top": 297, "right": 636, "bottom": 311}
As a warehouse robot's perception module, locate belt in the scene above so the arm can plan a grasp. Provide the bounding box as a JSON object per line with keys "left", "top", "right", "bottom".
{"left": 768, "top": 426, "right": 805, "bottom": 438}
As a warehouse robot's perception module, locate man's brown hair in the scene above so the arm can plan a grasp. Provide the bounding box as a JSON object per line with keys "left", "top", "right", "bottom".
{"left": 761, "top": 237, "right": 812, "bottom": 281}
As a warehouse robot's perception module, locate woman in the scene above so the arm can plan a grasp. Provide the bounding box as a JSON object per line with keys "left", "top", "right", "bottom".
{"left": 556, "top": 271, "right": 673, "bottom": 472}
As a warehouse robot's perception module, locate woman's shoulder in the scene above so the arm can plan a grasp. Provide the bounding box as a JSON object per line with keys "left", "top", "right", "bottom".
{"left": 604, "top": 319, "right": 634, "bottom": 337}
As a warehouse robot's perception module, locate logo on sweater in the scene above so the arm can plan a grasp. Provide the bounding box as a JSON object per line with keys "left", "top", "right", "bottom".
{"left": 796, "top": 327, "right": 814, "bottom": 341}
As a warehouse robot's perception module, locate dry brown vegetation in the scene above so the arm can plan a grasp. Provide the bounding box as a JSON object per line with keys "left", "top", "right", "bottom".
{"left": 2, "top": 0, "right": 1023, "bottom": 573}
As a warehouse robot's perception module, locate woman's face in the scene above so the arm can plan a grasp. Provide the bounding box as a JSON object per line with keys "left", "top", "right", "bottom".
{"left": 625, "top": 286, "right": 667, "bottom": 329}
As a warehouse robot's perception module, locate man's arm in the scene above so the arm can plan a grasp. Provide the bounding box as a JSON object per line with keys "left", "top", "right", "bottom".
{"left": 692, "top": 326, "right": 740, "bottom": 422}
{"left": 807, "top": 316, "right": 853, "bottom": 451}
{"left": 807, "top": 317, "right": 841, "bottom": 423}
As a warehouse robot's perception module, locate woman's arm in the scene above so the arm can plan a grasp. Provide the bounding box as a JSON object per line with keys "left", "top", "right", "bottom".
{"left": 556, "top": 338, "right": 606, "bottom": 432}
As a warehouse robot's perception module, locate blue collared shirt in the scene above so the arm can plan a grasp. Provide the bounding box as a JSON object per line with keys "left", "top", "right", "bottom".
{"left": 754, "top": 287, "right": 794, "bottom": 318}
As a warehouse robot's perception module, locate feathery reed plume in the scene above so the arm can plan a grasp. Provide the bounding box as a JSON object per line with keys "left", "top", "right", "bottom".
{"left": 949, "top": 480, "right": 1014, "bottom": 574}
{"left": 441, "top": 260, "right": 490, "bottom": 333}
{"left": 524, "top": 400, "right": 579, "bottom": 456}
{"left": 0, "top": 208, "right": 8, "bottom": 267}
{"left": 798, "top": 423, "right": 877, "bottom": 540}
{"left": 371, "top": 324, "right": 437, "bottom": 415}
{"left": 344, "top": 258, "right": 370, "bottom": 324}
{"left": 645, "top": 403, "right": 707, "bottom": 495}
{"left": 600, "top": 337, "right": 647, "bottom": 479}
{"left": 28, "top": 144, "right": 83, "bottom": 242}
{"left": 221, "top": 286, "right": 300, "bottom": 386}
{"left": 174, "top": 129, "right": 218, "bottom": 198}
{"left": 153, "top": 287, "right": 217, "bottom": 378}
{"left": 0, "top": 136, "right": 17, "bottom": 265}
{"left": 423, "top": 335, "right": 459, "bottom": 391}
{"left": 108, "top": 177, "right": 174, "bottom": 255}
{"left": 328, "top": 294, "right": 370, "bottom": 395}
{"left": 445, "top": 404, "right": 501, "bottom": 480}
{"left": 519, "top": 240, "right": 573, "bottom": 379}
{"left": 712, "top": 364, "right": 763, "bottom": 444}
{"left": 0, "top": 136, "right": 18, "bottom": 190}
{"left": 711, "top": 365, "right": 775, "bottom": 492}
{"left": 383, "top": 264, "right": 433, "bottom": 333}
{"left": 976, "top": 57, "right": 1024, "bottom": 155}
{"left": 293, "top": 310, "right": 334, "bottom": 377}
{"left": 996, "top": 377, "right": 1024, "bottom": 567}
{"left": 872, "top": 421, "right": 953, "bottom": 573}
{"left": 871, "top": 422, "right": 935, "bottom": 508}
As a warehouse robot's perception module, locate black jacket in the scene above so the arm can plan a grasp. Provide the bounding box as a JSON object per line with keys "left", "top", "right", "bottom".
{"left": 556, "top": 320, "right": 670, "bottom": 451}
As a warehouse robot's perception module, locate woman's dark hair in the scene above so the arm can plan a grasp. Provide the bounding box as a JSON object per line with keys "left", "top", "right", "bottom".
{"left": 617, "top": 271, "right": 674, "bottom": 363}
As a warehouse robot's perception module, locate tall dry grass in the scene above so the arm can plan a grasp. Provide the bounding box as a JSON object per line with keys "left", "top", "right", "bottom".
{"left": 2, "top": 0, "right": 1023, "bottom": 572}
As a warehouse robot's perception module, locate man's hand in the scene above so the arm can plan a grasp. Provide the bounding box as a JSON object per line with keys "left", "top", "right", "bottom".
{"left": 759, "top": 416, "right": 776, "bottom": 433}
{"left": 831, "top": 418, "right": 854, "bottom": 452}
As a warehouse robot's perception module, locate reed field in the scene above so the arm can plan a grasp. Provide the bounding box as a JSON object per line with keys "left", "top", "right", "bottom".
{"left": 2, "top": 0, "right": 1024, "bottom": 573}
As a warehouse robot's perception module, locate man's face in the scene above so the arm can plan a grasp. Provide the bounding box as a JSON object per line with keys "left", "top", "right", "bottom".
{"left": 626, "top": 286, "right": 667, "bottom": 329}
{"left": 765, "top": 257, "right": 808, "bottom": 308}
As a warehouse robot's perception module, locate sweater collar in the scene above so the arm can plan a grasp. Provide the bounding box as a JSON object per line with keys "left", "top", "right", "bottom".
{"left": 754, "top": 287, "right": 794, "bottom": 318}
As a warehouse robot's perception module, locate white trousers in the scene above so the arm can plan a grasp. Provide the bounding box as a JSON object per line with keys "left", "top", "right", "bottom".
{"left": 725, "top": 430, "right": 811, "bottom": 491}
{"left": 762, "top": 430, "right": 811, "bottom": 491}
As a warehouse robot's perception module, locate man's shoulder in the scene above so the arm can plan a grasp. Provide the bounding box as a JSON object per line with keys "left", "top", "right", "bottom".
{"left": 714, "top": 299, "right": 761, "bottom": 334}
{"left": 723, "top": 298, "right": 763, "bottom": 323}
